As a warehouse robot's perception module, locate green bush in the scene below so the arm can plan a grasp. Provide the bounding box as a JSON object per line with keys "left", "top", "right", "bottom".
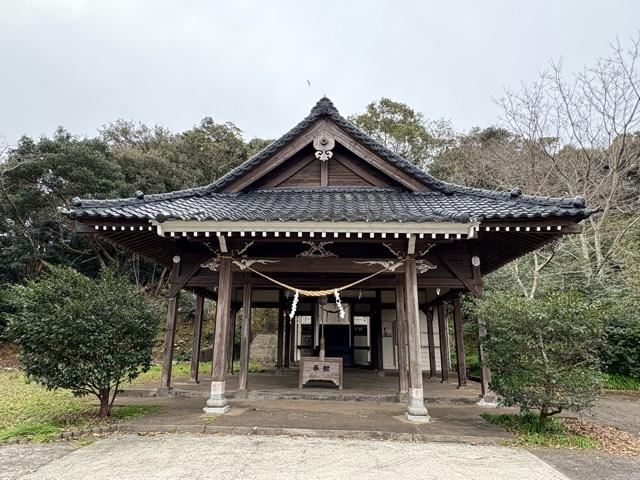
{"left": 599, "top": 292, "right": 640, "bottom": 379}
{"left": 6, "top": 266, "right": 160, "bottom": 417}
{"left": 473, "top": 290, "right": 604, "bottom": 425}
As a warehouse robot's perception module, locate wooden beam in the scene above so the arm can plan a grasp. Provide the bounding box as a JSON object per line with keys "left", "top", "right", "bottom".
{"left": 169, "top": 253, "right": 212, "bottom": 298}
{"left": 320, "top": 159, "right": 328, "bottom": 186}
{"left": 452, "top": 294, "right": 467, "bottom": 388}
{"left": 204, "top": 257, "right": 233, "bottom": 414}
{"left": 238, "top": 282, "right": 252, "bottom": 391}
{"left": 261, "top": 155, "right": 315, "bottom": 188}
{"left": 395, "top": 283, "right": 409, "bottom": 399}
{"left": 404, "top": 257, "right": 430, "bottom": 422}
{"left": 434, "top": 252, "right": 482, "bottom": 297}
{"left": 189, "top": 294, "right": 205, "bottom": 383}
{"left": 218, "top": 235, "right": 228, "bottom": 253}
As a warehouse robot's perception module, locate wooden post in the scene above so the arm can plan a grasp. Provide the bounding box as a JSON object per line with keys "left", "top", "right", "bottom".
{"left": 189, "top": 294, "right": 205, "bottom": 383}
{"left": 204, "top": 257, "right": 233, "bottom": 414}
{"left": 477, "top": 316, "right": 492, "bottom": 398}
{"left": 452, "top": 293, "right": 467, "bottom": 388}
{"left": 404, "top": 258, "right": 430, "bottom": 422}
{"left": 426, "top": 307, "right": 437, "bottom": 378}
{"left": 395, "top": 283, "right": 409, "bottom": 401}
{"left": 284, "top": 303, "right": 291, "bottom": 369}
{"left": 276, "top": 291, "right": 285, "bottom": 373}
{"left": 438, "top": 303, "right": 450, "bottom": 382}
{"left": 238, "top": 282, "right": 252, "bottom": 391}
{"left": 159, "top": 293, "right": 180, "bottom": 390}
{"left": 227, "top": 308, "right": 236, "bottom": 374}
{"left": 374, "top": 290, "right": 384, "bottom": 376}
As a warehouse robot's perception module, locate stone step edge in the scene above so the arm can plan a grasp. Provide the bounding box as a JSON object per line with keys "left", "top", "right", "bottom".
{"left": 118, "top": 388, "right": 479, "bottom": 405}
{"left": 116, "top": 423, "right": 507, "bottom": 445}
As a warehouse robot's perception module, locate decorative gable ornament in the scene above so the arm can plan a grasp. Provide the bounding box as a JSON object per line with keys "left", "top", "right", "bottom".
{"left": 313, "top": 131, "right": 335, "bottom": 161}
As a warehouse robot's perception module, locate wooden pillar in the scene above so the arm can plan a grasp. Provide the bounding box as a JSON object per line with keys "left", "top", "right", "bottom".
{"left": 452, "top": 293, "right": 467, "bottom": 388}
{"left": 395, "top": 283, "right": 409, "bottom": 400}
{"left": 404, "top": 258, "right": 430, "bottom": 422}
{"left": 204, "top": 257, "right": 233, "bottom": 414}
{"left": 189, "top": 294, "right": 205, "bottom": 383}
{"left": 160, "top": 293, "right": 180, "bottom": 390}
{"left": 437, "top": 303, "right": 450, "bottom": 382}
{"left": 276, "top": 291, "right": 285, "bottom": 373}
{"left": 284, "top": 303, "right": 291, "bottom": 369}
{"left": 238, "top": 282, "right": 252, "bottom": 391}
{"left": 374, "top": 290, "right": 384, "bottom": 375}
{"left": 227, "top": 308, "right": 236, "bottom": 374}
{"left": 426, "top": 306, "right": 437, "bottom": 378}
{"left": 477, "top": 316, "right": 491, "bottom": 398}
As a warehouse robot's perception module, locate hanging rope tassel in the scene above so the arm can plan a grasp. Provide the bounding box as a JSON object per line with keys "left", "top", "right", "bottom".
{"left": 289, "top": 289, "right": 299, "bottom": 319}
{"left": 334, "top": 289, "right": 345, "bottom": 319}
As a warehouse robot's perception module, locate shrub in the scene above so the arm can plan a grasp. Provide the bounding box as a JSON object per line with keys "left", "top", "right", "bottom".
{"left": 473, "top": 290, "right": 604, "bottom": 425}
{"left": 599, "top": 292, "right": 640, "bottom": 379}
{"left": 6, "top": 266, "right": 160, "bottom": 417}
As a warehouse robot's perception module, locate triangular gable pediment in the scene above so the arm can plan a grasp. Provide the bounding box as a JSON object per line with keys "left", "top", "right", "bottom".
{"left": 217, "top": 102, "right": 434, "bottom": 193}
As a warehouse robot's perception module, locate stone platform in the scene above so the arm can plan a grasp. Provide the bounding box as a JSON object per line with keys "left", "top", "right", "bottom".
{"left": 122, "top": 368, "right": 484, "bottom": 405}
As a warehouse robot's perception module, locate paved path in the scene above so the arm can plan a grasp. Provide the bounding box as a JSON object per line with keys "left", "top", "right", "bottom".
{"left": 3, "top": 434, "right": 571, "bottom": 480}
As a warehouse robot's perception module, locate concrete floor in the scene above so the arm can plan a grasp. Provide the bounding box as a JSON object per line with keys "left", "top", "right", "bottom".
{"left": 5, "top": 434, "right": 572, "bottom": 480}
{"left": 119, "top": 397, "right": 513, "bottom": 442}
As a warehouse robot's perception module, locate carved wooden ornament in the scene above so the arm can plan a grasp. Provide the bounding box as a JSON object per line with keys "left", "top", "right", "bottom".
{"left": 313, "top": 132, "right": 335, "bottom": 161}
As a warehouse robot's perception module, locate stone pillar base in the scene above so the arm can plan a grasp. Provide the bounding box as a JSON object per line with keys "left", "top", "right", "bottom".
{"left": 204, "top": 381, "right": 230, "bottom": 414}
{"left": 203, "top": 405, "right": 230, "bottom": 414}
{"left": 405, "top": 412, "right": 431, "bottom": 423}
{"left": 406, "top": 388, "right": 431, "bottom": 423}
{"left": 476, "top": 394, "right": 499, "bottom": 407}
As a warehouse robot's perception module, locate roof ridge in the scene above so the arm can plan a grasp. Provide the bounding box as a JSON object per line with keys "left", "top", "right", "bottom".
{"left": 252, "top": 186, "right": 400, "bottom": 194}
{"left": 65, "top": 97, "right": 589, "bottom": 213}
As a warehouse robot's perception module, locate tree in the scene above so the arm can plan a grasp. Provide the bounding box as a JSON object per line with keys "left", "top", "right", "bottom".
{"left": 5, "top": 266, "right": 160, "bottom": 417}
{"left": 495, "top": 35, "right": 640, "bottom": 285}
{"left": 472, "top": 290, "right": 604, "bottom": 425}
{"left": 0, "top": 131, "right": 128, "bottom": 283}
{"left": 349, "top": 98, "right": 454, "bottom": 169}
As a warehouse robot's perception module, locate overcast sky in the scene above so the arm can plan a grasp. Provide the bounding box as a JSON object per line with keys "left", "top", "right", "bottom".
{"left": 0, "top": 0, "right": 638, "bottom": 145}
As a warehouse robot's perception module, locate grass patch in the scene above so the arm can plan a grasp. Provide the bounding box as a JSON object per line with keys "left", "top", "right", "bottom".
{"left": 132, "top": 362, "right": 211, "bottom": 384}
{"left": 482, "top": 413, "right": 598, "bottom": 449}
{"left": 0, "top": 371, "right": 157, "bottom": 443}
{"left": 232, "top": 359, "right": 265, "bottom": 373}
{"left": 133, "top": 359, "right": 265, "bottom": 384}
{"left": 602, "top": 373, "right": 640, "bottom": 391}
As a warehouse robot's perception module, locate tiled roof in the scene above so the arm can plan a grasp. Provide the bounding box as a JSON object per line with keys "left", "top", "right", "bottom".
{"left": 66, "top": 187, "right": 590, "bottom": 224}
{"left": 64, "top": 98, "right": 594, "bottom": 224}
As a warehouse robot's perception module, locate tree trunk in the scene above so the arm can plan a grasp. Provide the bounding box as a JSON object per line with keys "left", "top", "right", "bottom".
{"left": 98, "top": 390, "right": 111, "bottom": 418}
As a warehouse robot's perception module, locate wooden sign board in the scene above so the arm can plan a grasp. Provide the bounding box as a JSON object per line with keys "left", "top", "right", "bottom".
{"left": 298, "top": 357, "right": 343, "bottom": 389}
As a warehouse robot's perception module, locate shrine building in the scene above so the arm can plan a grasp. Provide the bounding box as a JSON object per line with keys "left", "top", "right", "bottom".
{"left": 65, "top": 98, "right": 593, "bottom": 422}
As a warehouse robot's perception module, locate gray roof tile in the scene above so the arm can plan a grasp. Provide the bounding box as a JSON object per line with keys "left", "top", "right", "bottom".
{"left": 64, "top": 98, "right": 594, "bottom": 224}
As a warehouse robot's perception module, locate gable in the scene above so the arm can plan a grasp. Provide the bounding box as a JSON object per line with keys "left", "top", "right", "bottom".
{"left": 221, "top": 117, "right": 431, "bottom": 193}
{"left": 254, "top": 143, "right": 400, "bottom": 189}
